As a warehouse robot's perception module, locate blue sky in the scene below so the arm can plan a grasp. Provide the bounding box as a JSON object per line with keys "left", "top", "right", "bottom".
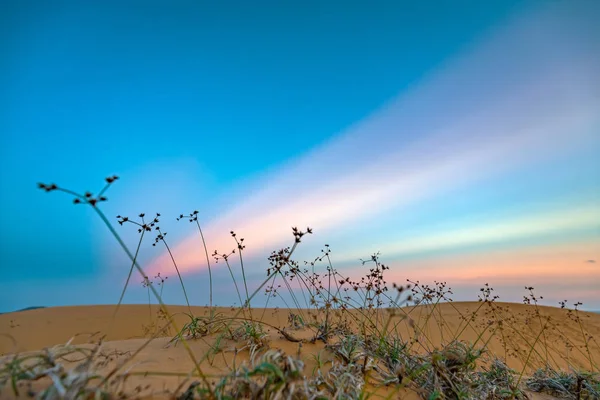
{"left": 1, "top": 1, "right": 598, "bottom": 312}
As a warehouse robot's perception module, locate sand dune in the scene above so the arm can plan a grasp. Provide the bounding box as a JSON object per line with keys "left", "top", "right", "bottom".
{"left": 1, "top": 302, "right": 598, "bottom": 399}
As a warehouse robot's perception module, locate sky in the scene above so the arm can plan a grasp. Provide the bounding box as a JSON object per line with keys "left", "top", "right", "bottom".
{"left": 0, "top": 1, "right": 598, "bottom": 312}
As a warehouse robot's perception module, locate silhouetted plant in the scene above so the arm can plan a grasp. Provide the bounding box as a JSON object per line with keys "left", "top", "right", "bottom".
{"left": 178, "top": 211, "right": 214, "bottom": 310}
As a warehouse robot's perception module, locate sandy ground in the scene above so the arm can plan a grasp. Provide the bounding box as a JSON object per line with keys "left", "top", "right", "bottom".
{"left": 1, "top": 302, "right": 598, "bottom": 399}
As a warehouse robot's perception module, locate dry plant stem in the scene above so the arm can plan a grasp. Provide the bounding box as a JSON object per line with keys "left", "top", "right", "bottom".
{"left": 116, "top": 232, "right": 145, "bottom": 312}
{"left": 507, "top": 318, "right": 551, "bottom": 367}
{"left": 194, "top": 218, "right": 214, "bottom": 312}
{"left": 516, "top": 320, "right": 550, "bottom": 388}
{"left": 415, "top": 294, "right": 445, "bottom": 347}
{"left": 278, "top": 271, "right": 306, "bottom": 311}
{"left": 159, "top": 233, "right": 192, "bottom": 315}
{"left": 108, "top": 231, "right": 146, "bottom": 335}
{"left": 555, "top": 320, "right": 598, "bottom": 371}
{"left": 91, "top": 208, "right": 212, "bottom": 395}
{"left": 530, "top": 291, "right": 550, "bottom": 367}
{"left": 146, "top": 281, "right": 152, "bottom": 322}
{"left": 223, "top": 257, "right": 244, "bottom": 313}
{"left": 574, "top": 308, "right": 596, "bottom": 372}
{"left": 495, "top": 303, "right": 565, "bottom": 370}
{"left": 234, "top": 236, "right": 253, "bottom": 322}
{"left": 435, "top": 302, "right": 447, "bottom": 344}
{"left": 522, "top": 325, "right": 563, "bottom": 370}
{"left": 324, "top": 254, "right": 335, "bottom": 340}
{"left": 259, "top": 274, "right": 279, "bottom": 322}
{"left": 481, "top": 302, "right": 511, "bottom": 361}
{"left": 238, "top": 247, "right": 249, "bottom": 308}
{"left": 274, "top": 265, "right": 314, "bottom": 318}
{"left": 379, "top": 291, "right": 407, "bottom": 340}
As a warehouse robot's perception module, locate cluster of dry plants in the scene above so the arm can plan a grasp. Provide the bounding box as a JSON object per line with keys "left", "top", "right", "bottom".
{"left": 0, "top": 176, "right": 598, "bottom": 399}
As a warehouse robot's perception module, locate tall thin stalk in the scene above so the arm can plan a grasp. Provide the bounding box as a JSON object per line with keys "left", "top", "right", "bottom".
{"left": 231, "top": 232, "right": 249, "bottom": 308}
{"left": 110, "top": 229, "right": 145, "bottom": 331}
{"left": 154, "top": 227, "right": 192, "bottom": 315}
{"left": 178, "top": 211, "right": 213, "bottom": 309}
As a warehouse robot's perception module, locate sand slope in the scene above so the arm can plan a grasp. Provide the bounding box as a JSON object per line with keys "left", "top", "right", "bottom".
{"left": 1, "top": 302, "right": 599, "bottom": 399}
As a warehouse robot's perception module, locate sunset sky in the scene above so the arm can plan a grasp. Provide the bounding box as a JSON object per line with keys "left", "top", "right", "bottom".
{"left": 1, "top": 1, "right": 598, "bottom": 312}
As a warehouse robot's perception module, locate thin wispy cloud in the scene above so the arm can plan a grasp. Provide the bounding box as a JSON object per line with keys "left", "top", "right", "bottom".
{"left": 147, "top": 2, "right": 600, "bottom": 278}
{"left": 337, "top": 203, "right": 600, "bottom": 263}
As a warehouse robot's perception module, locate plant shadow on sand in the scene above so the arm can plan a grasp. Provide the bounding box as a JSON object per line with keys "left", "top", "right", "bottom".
{"left": 0, "top": 176, "right": 598, "bottom": 399}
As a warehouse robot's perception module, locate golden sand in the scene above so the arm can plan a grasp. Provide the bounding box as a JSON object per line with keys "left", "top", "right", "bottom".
{"left": 1, "top": 302, "right": 598, "bottom": 399}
